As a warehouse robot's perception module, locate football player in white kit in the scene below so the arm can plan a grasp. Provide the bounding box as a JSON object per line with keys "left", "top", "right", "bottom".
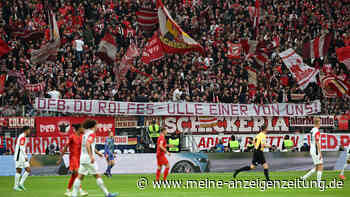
{"left": 13, "top": 126, "right": 31, "bottom": 191}
{"left": 339, "top": 144, "right": 350, "bottom": 180}
{"left": 71, "top": 119, "right": 118, "bottom": 197}
{"left": 301, "top": 117, "right": 323, "bottom": 186}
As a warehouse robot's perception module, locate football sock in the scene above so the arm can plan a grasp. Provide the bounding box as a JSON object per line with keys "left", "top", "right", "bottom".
{"left": 340, "top": 163, "right": 347, "bottom": 175}
{"left": 19, "top": 171, "right": 29, "bottom": 186}
{"left": 317, "top": 171, "right": 323, "bottom": 187}
{"left": 68, "top": 173, "right": 77, "bottom": 190}
{"left": 164, "top": 168, "right": 169, "bottom": 180}
{"left": 264, "top": 169, "right": 270, "bottom": 181}
{"left": 14, "top": 172, "right": 21, "bottom": 187}
{"left": 96, "top": 178, "right": 109, "bottom": 196}
{"left": 156, "top": 168, "right": 161, "bottom": 181}
{"left": 72, "top": 178, "right": 81, "bottom": 197}
{"left": 302, "top": 168, "right": 315, "bottom": 180}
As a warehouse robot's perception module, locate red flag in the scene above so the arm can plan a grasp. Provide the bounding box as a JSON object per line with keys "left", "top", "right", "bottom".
{"left": 303, "top": 33, "right": 333, "bottom": 60}
{"left": 141, "top": 31, "right": 164, "bottom": 64}
{"left": 336, "top": 46, "right": 350, "bottom": 71}
{"left": 321, "top": 73, "right": 350, "bottom": 98}
{"left": 322, "top": 64, "right": 333, "bottom": 74}
{"left": 246, "top": 66, "right": 257, "bottom": 88}
{"left": 0, "top": 38, "right": 10, "bottom": 57}
{"left": 97, "top": 33, "right": 117, "bottom": 64}
{"left": 227, "top": 42, "right": 241, "bottom": 59}
{"left": 119, "top": 42, "right": 140, "bottom": 78}
{"left": 157, "top": 0, "right": 204, "bottom": 55}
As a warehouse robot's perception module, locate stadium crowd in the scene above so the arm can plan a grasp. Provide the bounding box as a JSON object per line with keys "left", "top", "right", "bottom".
{"left": 0, "top": 0, "right": 350, "bottom": 116}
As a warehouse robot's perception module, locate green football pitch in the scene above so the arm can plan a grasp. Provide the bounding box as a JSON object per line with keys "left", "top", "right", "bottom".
{"left": 0, "top": 171, "right": 349, "bottom": 197}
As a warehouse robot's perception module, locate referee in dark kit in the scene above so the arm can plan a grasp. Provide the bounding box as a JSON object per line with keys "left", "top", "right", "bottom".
{"left": 233, "top": 124, "right": 270, "bottom": 181}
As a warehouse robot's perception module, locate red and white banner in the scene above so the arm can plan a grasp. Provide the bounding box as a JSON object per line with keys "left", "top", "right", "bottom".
{"left": 0, "top": 38, "right": 11, "bottom": 57}
{"left": 97, "top": 33, "right": 117, "bottom": 64}
{"left": 191, "top": 133, "right": 350, "bottom": 151}
{"left": 246, "top": 66, "right": 257, "bottom": 88}
{"left": 336, "top": 46, "right": 350, "bottom": 71}
{"left": 303, "top": 33, "right": 332, "bottom": 60}
{"left": 35, "top": 98, "right": 321, "bottom": 117}
{"left": 30, "top": 11, "right": 60, "bottom": 64}
{"left": 136, "top": 8, "right": 159, "bottom": 32}
{"left": 336, "top": 115, "right": 350, "bottom": 131}
{"left": 227, "top": 42, "right": 241, "bottom": 59}
{"left": 0, "top": 117, "right": 35, "bottom": 128}
{"left": 164, "top": 116, "right": 289, "bottom": 134}
{"left": 289, "top": 116, "right": 335, "bottom": 127}
{"left": 25, "top": 82, "right": 45, "bottom": 92}
{"left": 279, "top": 49, "right": 319, "bottom": 90}
{"left": 157, "top": 0, "right": 204, "bottom": 54}
{"left": 141, "top": 31, "right": 164, "bottom": 64}
{"left": 3, "top": 136, "right": 135, "bottom": 155}
{"left": 35, "top": 117, "right": 115, "bottom": 137}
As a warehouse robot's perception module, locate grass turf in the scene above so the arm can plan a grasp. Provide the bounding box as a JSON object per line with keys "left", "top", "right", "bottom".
{"left": 0, "top": 171, "right": 349, "bottom": 197}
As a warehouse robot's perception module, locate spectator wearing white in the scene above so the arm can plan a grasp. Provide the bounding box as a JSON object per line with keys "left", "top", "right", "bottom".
{"left": 47, "top": 88, "right": 61, "bottom": 99}
{"left": 73, "top": 35, "right": 85, "bottom": 64}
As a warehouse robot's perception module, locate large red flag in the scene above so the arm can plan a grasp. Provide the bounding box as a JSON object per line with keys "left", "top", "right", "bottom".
{"left": 136, "top": 8, "right": 159, "bottom": 32}
{"left": 97, "top": 33, "right": 117, "bottom": 64}
{"left": 0, "top": 39, "right": 10, "bottom": 57}
{"left": 141, "top": 31, "right": 164, "bottom": 64}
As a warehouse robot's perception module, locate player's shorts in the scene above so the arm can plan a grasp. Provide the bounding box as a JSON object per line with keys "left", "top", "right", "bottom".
{"left": 252, "top": 150, "right": 266, "bottom": 166}
{"left": 157, "top": 155, "right": 168, "bottom": 166}
{"left": 69, "top": 157, "right": 80, "bottom": 171}
{"left": 78, "top": 163, "right": 98, "bottom": 176}
{"left": 15, "top": 161, "right": 30, "bottom": 169}
{"left": 105, "top": 152, "right": 114, "bottom": 161}
{"left": 311, "top": 153, "right": 323, "bottom": 165}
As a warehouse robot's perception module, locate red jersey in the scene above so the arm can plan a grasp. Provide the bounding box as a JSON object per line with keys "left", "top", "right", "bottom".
{"left": 68, "top": 133, "right": 82, "bottom": 160}
{"left": 156, "top": 134, "right": 167, "bottom": 156}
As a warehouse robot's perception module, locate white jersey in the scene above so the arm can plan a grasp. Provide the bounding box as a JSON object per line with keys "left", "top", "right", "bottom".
{"left": 14, "top": 133, "right": 27, "bottom": 163}
{"left": 80, "top": 129, "right": 96, "bottom": 164}
{"left": 310, "top": 127, "right": 321, "bottom": 155}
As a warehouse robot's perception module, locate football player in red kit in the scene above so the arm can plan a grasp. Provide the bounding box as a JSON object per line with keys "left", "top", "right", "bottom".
{"left": 156, "top": 127, "right": 173, "bottom": 181}
{"left": 57, "top": 124, "right": 88, "bottom": 196}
